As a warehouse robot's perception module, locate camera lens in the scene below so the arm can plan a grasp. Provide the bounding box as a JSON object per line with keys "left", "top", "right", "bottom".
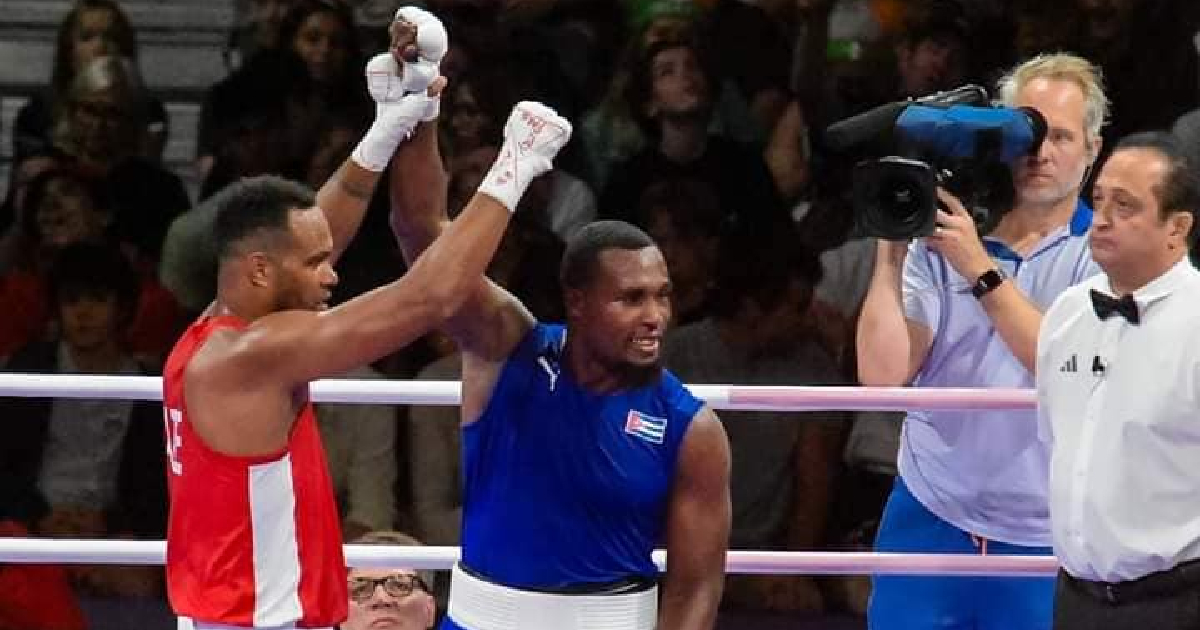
{"left": 853, "top": 157, "right": 939, "bottom": 239}
{"left": 878, "top": 174, "right": 928, "bottom": 219}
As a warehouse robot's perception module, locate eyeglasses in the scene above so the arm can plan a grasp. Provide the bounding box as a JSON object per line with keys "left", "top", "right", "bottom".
{"left": 348, "top": 573, "right": 429, "bottom": 602}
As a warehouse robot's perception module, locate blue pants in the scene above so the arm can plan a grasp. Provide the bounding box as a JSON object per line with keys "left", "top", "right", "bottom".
{"left": 868, "top": 477, "right": 1055, "bottom": 630}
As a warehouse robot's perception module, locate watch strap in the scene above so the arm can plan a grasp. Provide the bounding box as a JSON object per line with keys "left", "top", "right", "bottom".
{"left": 971, "top": 268, "right": 1006, "bottom": 299}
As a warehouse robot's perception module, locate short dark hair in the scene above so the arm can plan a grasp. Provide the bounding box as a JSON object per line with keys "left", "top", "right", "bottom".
{"left": 213, "top": 175, "right": 316, "bottom": 260}
{"left": 23, "top": 167, "right": 108, "bottom": 243}
{"left": 560, "top": 220, "right": 656, "bottom": 290}
{"left": 48, "top": 242, "right": 139, "bottom": 316}
{"left": 1113, "top": 131, "right": 1200, "bottom": 241}
{"left": 709, "top": 227, "right": 824, "bottom": 318}
{"left": 634, "top": 177, "right": 725, "bottom": 240}
{"left": 901, "top": 0, "right": 970, "bottom": 47}
{"left": 625, "top": 37, "right": 718, "bottom": 137}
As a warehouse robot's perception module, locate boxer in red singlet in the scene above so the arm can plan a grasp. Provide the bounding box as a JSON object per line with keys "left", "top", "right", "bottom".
{"left": 161, "top": 8, "right": 572, "bottom": 629}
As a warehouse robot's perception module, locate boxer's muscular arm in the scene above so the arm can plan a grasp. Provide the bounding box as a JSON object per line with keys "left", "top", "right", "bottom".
{"left": 389, "top": 123, "right": 536, "bottom": 357}
{"left": 389, "top": 124, "right": 536, "bottom": 426}
{"left": 227, "top": 192, "right": 515, "bottom": 386}
{"left": 315, "top": 160, "right": 383, "bottom": 264}
{"left": 659, "top": 407, "right": 731, "bottom": 630}
{"left": 317, "top": 9, "right": 447, "bottom": 264}
{"left": 390, "top": 105, "right": 571, "bottom": 424}
{"left": 184, "top": 187, "right": 517, "bottom": 457}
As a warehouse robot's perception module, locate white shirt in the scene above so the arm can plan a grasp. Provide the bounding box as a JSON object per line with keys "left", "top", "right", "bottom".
{"left": 1037, "top": 258, "right": 1200, "bottom": 582}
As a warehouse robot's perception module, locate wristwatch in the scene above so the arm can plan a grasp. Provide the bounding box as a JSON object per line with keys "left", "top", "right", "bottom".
{"left": 971, "top": 268, "right": 1007, "bottom": 299}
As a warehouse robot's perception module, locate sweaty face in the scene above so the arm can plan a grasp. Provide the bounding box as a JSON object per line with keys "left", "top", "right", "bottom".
{"left": 1011, "top": 77, "right": 1095, "bottom": 209}
{"left": 343, "top": 568, "right": 435, "bottom": 630}
{"left": 271, "top": 208, "right": 337, "bottom": 312}
{"left": 569, "top": 247, "right": 672, "bottom": 378}
{"left": 1089, "top": 148, "right": 1191, "bottom": 287}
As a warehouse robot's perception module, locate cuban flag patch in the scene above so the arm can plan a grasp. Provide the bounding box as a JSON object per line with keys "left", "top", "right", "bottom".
{"left": 625, "top": 410, "right": 667, "bottom": 444}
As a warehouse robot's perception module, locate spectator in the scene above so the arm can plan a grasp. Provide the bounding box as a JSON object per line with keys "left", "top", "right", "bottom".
{"left": 632, "top": 177, "right": 725, "bottom": 326}
{"left": 343, "top": 530, "right": 437, "bottom": 630}
{"left": 600, "top": 36, "right": 788, "bottom": 236}
{"left": 0, "top": 168, "right": 183, "bottom": 363}
{"left": 13, "top": 0, "right": 168, "bottom": 163}
{"left": 666, "top": 235, "right": 848, "bottom": 614}
{"left": 0, "top": 242, "right": 168, "bottom": 601}
{"left": 51, "top": 55, "right": 191, "bottom": 263}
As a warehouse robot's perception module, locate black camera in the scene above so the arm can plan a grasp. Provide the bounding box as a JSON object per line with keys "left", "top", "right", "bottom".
{"left": 825, "top": 86, "right": 1048, "bottom": 240}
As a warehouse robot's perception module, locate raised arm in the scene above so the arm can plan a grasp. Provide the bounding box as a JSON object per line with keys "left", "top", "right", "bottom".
{"left": 389, "top": 123, "right": 538, "bottom": 363}
{"left": 318, "top": 5, "right": 452, "bottom": 261}
{"left": 658, "top": 407, "right": 731, "bottom": 630}
{"left": 856, "top": 240, "right": 934, "bottom": 385}
{"left": 387, "top": 118, "right": 448, "bottom": 262}
{"left": 378, "top": 4, "right": 451, "bottom": 258}
{"left": 315, "top": 160, "right": 388, "bottom": 263}
{"left": 227, "top": 102, "right": 572, "bottom": 387}
{"left": 926, "top": 188, "right": 1044, "bottom": 372}
{"left": 385, "top": 9, "right": 540, "bottom": 371}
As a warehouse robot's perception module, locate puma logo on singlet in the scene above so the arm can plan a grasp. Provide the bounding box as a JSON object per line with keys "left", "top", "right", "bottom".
{"left": 538, "top": 355, "right": 559, "bottom": 391}
{"left": 537, "top": 329, "right": 566, "bottom": 392}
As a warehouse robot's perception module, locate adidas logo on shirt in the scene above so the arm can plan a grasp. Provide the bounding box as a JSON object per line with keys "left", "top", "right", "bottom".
{"left": 1060, "top": 355, "right": 1079, "bottom": 373}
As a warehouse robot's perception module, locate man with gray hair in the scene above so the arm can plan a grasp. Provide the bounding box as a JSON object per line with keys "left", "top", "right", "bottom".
{"left": 342, "top": 531, "right": 438, "bottom": 630}
{"left": 856, "top": 52, "right": 1109, "bottom": 629}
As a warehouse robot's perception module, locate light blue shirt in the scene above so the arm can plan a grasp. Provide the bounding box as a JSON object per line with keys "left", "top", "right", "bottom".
{"left": 898, "top": 202, "right": 1098, "bottom": 545}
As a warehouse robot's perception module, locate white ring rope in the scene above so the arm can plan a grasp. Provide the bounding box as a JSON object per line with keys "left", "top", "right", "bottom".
{"left": 0, "top": 374, "right": 1036, "bottom": 412}
{"left": 0, "top": 539, "right": 1058, "bottom": 576}
{"left": 0, "top": 375, "right": 1049, "bottom": 578}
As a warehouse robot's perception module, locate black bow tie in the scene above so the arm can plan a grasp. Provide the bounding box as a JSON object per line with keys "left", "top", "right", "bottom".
{"left": 1090, "top": 289, "right": 1140, "bottom": 324}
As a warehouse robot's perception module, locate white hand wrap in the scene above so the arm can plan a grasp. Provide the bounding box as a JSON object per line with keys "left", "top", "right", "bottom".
{"left": 352, "top": 53, "right": 438, "bottom": 171}
{"left": 477, "top": 102, "right": 573, "bottom": 212}
{"left": 350, "top": 6, "right": 451, "bottom": 170}
{"left": 394, "top": 6, "right": 448, "bottom": 121}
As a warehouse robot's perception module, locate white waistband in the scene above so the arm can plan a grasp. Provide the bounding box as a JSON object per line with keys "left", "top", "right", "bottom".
{"left": 447, "top": 564, "right": 658, "bottom": 630}
{"left": 177, "top": 617, "right": 333, "bottom": 630}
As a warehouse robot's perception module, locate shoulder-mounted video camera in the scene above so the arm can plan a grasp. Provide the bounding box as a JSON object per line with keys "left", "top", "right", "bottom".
{"left": 824, "top": 85, "right": 1047, "bottom": 240}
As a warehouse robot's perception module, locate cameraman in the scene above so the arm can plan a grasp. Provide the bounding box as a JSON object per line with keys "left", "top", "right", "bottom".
{"left": 856, "top": 53, "right": 1107, "bottom": 629}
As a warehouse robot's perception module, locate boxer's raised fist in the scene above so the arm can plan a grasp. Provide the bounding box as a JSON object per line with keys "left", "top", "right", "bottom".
{"left": 478, "top": 102, "right": 573, "bottom": 211}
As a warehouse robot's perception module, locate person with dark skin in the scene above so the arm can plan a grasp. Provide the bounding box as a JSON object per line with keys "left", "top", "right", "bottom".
{"left": 388, "top": 16, "right": 731, "bottom": 630}
{"left": 162, "top": 8, "right": 573, "bottom": 629}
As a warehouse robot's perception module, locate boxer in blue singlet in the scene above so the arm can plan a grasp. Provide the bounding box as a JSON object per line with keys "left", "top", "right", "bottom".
{"left": 418, "top": 219, "right": 729, "bottom": 630}
{"left": 387, "top": 52, "right": 732, "bottom": 627}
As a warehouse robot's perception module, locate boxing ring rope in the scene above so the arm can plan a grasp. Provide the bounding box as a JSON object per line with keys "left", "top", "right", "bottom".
{"left": 0, "top": 373, "right": 1037, "bottom": 411}
{"left": 0, "top": 539, "right": 1059, "bottom": 577}
{"left": 0, "top": 373, "right": 1053, "bottom": 575}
